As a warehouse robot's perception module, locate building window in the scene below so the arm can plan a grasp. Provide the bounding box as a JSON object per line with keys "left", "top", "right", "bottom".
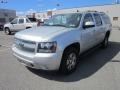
{"left": 4, "top": 13, "right": 8, "bottom": 17}
{"left": 113, "top": 17, "right": 118, "bottom": 21}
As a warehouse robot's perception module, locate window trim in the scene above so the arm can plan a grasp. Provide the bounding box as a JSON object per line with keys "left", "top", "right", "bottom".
{"left": 82, "top": 13, "right": 95, "bottom": 29}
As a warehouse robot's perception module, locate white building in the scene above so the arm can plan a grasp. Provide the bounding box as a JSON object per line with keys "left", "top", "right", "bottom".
{"left": 52, "top": 4, "right": 120, "bottom": 28}
{"left": 26, "top": 4, "right": 120, "bottom": 28}
{"left": 35, "top": 12, "right": 48, "bottom": 22}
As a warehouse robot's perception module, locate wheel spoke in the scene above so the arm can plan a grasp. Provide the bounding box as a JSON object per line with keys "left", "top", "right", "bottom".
{"left": 66, "top": 53, "right": 77, "bottom": 70}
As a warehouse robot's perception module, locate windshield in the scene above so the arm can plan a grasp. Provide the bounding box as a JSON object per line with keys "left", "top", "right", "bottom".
{"left": 43, "top": 13, "right": 82, "bottom": 28}
{"left": 11, "top": 18, "right": 18, "bottom": 24}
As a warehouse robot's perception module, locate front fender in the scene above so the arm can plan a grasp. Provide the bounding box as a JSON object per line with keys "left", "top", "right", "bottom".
{"left": 52, "top": 29, "right": 81, "bottom": 53}
{"left": 4, "top": 23, "right": 12, "bottom": 29}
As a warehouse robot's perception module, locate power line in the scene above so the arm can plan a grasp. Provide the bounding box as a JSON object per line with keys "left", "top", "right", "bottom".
{"left": 115, "top": 0, "right": 119, "bottom": 4}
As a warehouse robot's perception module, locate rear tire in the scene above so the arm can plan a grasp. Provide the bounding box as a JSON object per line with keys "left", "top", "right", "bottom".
{"left": 101, "top": 35, "right": 109, "bottom": 49}
{"left": 4, "top": 28, "right": 11, "bottom": 35}
{"left": 59, "top": 47, "right": 79, "bottom": 74}
{"left": 26, "top": 27, "right": 31, "bottom": 29}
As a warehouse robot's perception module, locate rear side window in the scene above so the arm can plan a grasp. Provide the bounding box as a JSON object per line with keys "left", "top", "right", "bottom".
{"left": 101, "top": 14, "right": 111, "bottom": 24}
{"left": 19, "top": 19, "right": 24, "bottom": 24}
{"left": 26, "top": 19, "right": 30, "bottom": 23}
{"left": 93, "top": 13, "right": 102, "bottom": 26}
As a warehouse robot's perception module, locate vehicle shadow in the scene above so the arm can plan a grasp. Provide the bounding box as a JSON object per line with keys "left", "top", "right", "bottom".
{"left": 27, "top": 41, "right": 120, "bottom": 82}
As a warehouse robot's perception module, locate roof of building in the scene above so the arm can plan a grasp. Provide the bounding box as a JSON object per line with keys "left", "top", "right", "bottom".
{"left": 55, "top": 3, "right": 120, "bottom": 11}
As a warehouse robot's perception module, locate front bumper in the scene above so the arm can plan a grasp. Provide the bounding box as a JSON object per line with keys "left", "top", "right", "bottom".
{"left": 12, "top": 47, "right": 62, "bottom": 70}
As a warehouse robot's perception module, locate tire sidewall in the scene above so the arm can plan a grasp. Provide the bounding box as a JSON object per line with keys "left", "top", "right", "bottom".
{"left": 59, "top": 47, "right": 79, "bottom": 74}
{"left": 102, "top": 36, "right": 109, "bottom": 48}
{"left": 5, "top": 28, "right": 10, "bottom": 35}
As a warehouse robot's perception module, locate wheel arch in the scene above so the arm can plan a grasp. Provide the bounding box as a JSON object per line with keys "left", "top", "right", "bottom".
{"left": 63, "top": 42, "right": 80, "bottom": 55}
{"left": 4, "top": 27, "right": 10, "bottom": 29}
{"left": 26, "top": 27, "right": 31, "bottom": 29}
{"left": 106, "top": 31, "right": 110, "bottom": 38}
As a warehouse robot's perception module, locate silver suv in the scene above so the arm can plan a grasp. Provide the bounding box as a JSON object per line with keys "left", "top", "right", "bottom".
{"left": 12, "top": 11, "right": 112, "bottom": 74}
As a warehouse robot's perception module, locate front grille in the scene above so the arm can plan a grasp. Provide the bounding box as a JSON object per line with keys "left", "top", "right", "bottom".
{"left": 14, "top": 38, "right": 36, "bottom": 53}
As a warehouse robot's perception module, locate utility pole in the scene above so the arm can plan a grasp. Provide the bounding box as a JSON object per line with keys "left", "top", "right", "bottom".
{"left": 0, "top": 0, "right": 7, "bottom": 3}
{"left": 115, "top": 0, "right": 119, "bottom": 4}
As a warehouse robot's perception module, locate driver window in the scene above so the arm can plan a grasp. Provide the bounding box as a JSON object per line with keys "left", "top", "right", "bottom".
{"left": 11, "top": 19, "right": 18, "bottom": 24}
{"left": 83, "top": 13, "right": 94, "bottom": 28}
{"left": 19, "top": 19, "right": 24, "bottom": 24}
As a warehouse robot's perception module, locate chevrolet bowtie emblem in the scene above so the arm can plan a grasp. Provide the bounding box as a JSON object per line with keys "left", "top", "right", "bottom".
{"left": 19, "top": 42, "right": 24, "bottom": 47}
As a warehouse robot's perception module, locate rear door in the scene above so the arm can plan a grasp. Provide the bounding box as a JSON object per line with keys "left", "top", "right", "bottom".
{"left": 81, "top": 13, "right": 96, "bottom": 51}
{"left": 17, "top": 18, "right": 26, "bottom": 30}
{"left": 93, "top": 13, "right": 105, "bottom": 44}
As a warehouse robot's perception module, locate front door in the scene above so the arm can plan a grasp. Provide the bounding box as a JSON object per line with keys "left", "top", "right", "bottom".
{"left": 10, "top": 18, "right": 18, "bottom": 31}
{"left": 93, "top": 13, "right": 105, "bottom": 44}
{"left": 16, "top": 18, "right": 26, "bottom": 30}
{"left": 80, "top": 13, "right": 96, "bottom": 52}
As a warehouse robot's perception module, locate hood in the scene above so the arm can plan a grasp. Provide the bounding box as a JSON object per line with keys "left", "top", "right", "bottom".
{"left": 4, "top": 23, "right": 11, "bottom": 27}
{"left": 15, "top": 26, "right": 71, "bottom": 42}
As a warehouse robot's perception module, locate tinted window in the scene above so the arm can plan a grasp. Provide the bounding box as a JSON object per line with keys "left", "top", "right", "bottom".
{"left": 11, "top": 18, "right": 18, "bottom": 24}
{"left": 44, "top": 13, "right": 82, "bottom": 28}
{"left": 101, "top": 14, "right": 111, "bottom": 24}
{"left": 19, "top": 19, "right": 24, "bottom": 24}
{"left": 93, "top": 13, "right": 102, "bottom": 26}
{"left": 26, "top": 19, "right": 30, "bottom": 23}
{"left": 9, "top": 18, "right": 14, "bottom": 22}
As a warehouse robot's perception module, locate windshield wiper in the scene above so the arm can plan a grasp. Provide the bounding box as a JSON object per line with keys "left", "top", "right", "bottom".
{"left": 42, "top": 24, "right": 68, "bottom": 27}
{"left": 51, "top": 24, "right": 67, "bottom": 27}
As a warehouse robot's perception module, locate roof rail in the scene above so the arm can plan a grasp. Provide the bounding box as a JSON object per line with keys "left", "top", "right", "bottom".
{"left": 99, "top": 12, "right": 105, "bottom": 13}
{"left": 87, "top": 10, "right": 106, "bottom": 14}
{"left": 99, "top": 12, "right": 105, "bottom": 14}
{"left": 87, "top": 10, "right": 98, "bottom": 12}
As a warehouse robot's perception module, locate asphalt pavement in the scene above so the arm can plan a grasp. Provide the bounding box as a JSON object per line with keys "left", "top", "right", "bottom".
{"left": 0, "top": 29, "right": 120, "bottom": 90}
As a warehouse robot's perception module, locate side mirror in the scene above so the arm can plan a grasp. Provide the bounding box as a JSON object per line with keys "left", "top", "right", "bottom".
{"left": 83, "top": 21, "right": 95, "bottom": 29}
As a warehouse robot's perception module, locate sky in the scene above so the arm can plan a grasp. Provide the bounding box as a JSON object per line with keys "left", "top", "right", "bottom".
{"left": 0, "top": 0, "right": 118, "bottom": 13}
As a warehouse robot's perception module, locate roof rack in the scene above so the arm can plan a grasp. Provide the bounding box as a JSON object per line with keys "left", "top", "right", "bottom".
{"left": 87, "top": 10, "right": 98, "bottom": 12}
{"left": 86, "top": 10, "right": 105, "bottom": 14}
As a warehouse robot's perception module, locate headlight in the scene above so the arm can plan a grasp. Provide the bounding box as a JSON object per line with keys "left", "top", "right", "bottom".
{"left": 37, "top": 41, "right": 57, "bottom": 53}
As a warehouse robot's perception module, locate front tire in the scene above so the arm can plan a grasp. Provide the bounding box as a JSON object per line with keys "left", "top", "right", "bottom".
{"left": 4, "top": 28, "right": 11, "bottom": 35}
{"left": 59, "top": 47, "right": 79, "bottom": 74}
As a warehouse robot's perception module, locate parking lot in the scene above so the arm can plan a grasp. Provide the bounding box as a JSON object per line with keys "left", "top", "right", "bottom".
{"left": 0, "top": 29, "right": 120, "bottom": 90}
